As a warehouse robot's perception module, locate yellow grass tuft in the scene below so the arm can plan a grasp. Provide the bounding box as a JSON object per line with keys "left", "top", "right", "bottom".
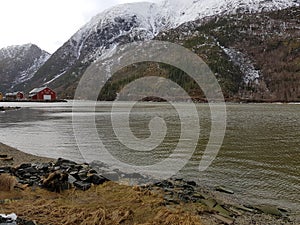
{"left": 0, "top": 174, "right": 17, "bottom": 191}
{"left": 1, "top": 183, "right": 203, "bottom": 225}
{"left": 140, "top": 208, "right": 202, "bottom": 225}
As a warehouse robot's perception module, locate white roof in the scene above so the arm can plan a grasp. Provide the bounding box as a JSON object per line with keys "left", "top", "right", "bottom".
{"left": 6, "top": 91, "right": 23, "bottom": 96}
{"left": 29, "top": 87, "right": 48, "bottom": 94}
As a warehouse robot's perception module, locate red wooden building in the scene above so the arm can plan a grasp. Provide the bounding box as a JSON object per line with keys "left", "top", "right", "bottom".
{"left": 5, "top": 91, "right": 25, "bottom": 100}
{"left": 29, "top": 87, "right": 56, "bottom": 101}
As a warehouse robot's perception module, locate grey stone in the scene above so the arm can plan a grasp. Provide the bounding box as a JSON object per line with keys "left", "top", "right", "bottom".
{"left": 164, "top": 196, "right": 180, "bottom": 205}
{"left": 213, "top": 204, "right": 232, "bottom": 218}
{"left": 78, "top": 171, "right": 88, "bottom": 181}
{"left": 254, "top": 205, "right": 284, "bottom": 217}
{"left": 18, "top": 163, "right": 32, "bottom": 169}
{"left": 53, "top": 166, "right": 60, "bottom": 171}
{"left": 0, "top": 167, "right": 11, "bottom": 173}
{"left": 186, "top": 180, "right": 197, "bottom": 186}
{"left": 68, "top": 175, "right": 77, "bottom": 184}
{"left": 216, "top": 186, "right": 234, "bottom": 194}
{"left": 86, "top": 174, "right": 109, "bottom": 185}
{"left": 88, "top": 169, "right": 97, "bottom": 174}
{"left": 102, "top": 171, "right": 119, "bottom": 181}
{"left": 55, "top": 158, "right": 77, "bottom": 167}
{"left": 24, "top": 221, "right": 37, "bottom": 225}
{"left": 201, "top": 198, "right": 218, "bottom": 208}
{"left": 235, "top": 205, "right": 255, "bottom": 213}
{"left": 123, "top": 172, "right": 145, "bottom": 179}
{"left": 23, "top": 173, "right": 32, "bottom": 179}
{"left": 74, "top": 181, "right": 91, "bottom": 191}
{"left": 23, "top": 167, "right": 38, "bottom": 174}
{"left": 155, "top": 180, "right": 174, "bottom": 189}
{"left": 213, "top": 214, "right": 234, "bottom": 225}
{"left": 69, "top": 171, "right": 80, "bottom": 180}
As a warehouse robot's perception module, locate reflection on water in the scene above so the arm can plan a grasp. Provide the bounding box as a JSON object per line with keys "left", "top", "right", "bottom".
{"left": 0, "top": 101, "right": 299, "bottom": 215}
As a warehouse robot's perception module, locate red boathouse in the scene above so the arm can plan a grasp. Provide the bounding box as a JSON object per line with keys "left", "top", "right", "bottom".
{"left": 29, "top": 87, "right": 56, "bottom": 101}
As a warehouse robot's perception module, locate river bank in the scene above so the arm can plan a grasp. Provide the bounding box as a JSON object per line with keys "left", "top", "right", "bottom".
{"left": 0, "top": 142, "right": 298, "bottom": 225}
{"left": 0, "top": 143, "right": 53, "bottom": 167}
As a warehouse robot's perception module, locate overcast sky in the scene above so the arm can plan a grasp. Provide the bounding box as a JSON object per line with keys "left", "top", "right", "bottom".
{"left": 0, "top": 0, "right": 159, "bottom": 53}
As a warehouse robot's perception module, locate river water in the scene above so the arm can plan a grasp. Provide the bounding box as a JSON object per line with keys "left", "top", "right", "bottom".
{"left": 0, "top": 101, "right": 299, "bottom": 216}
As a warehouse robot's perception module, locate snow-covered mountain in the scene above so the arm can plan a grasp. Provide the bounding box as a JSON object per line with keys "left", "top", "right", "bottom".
{"left": 66, "top": 0, "right": 299, "bottom": 63}
{"left": 70, "top": 2, "right": 170, "bottom": 61}
{"left": 16, "top": 2, "right": 171, "bottom": 93}
{"left": 160, "top": 0, "right": 299, "bottom": 26}
{"left": 0, "top": 44, "right": 50, "bottom": 92}
{"left": 11, "top": 0, "right": 299, "bottom": 100}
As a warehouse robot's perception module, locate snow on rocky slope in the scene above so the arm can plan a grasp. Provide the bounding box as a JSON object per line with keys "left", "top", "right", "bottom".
{"left": 68, "top": 0, "right": 299, "bottom": 62}
{"left": 160, "top": 0, "right": 299, "bottom": 26}
{"left": 69, "top": 2, "right": 170, "bottom": 61}
{"left": 16, "top": 0, "right": 299, "bottom": 93}
{"left": 0, "top": 44, "right": 50, "bottom": 91}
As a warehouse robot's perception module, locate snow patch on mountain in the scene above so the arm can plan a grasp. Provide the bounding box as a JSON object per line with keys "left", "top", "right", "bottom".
{"left": 160, "top": 0, "right": 300, "bottom": 26}
{"left": 13, "top": 53, "right": 50, "bottom": 86}
{"left": 43, "top": 71, "right": 66, "bottom": 86}
{"left": 220, "top": 45, "right": 260, "bottom": 84}
{"left": 0, "top": 44, "right": 34, "bottom": 60}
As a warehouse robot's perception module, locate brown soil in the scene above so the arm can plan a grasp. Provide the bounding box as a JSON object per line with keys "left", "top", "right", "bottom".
{"left": 0, "top": 142, "right": 54, "bottom": 167}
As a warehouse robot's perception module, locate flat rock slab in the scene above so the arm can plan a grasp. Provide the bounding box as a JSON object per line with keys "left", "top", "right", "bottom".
{"left": 216, "top": 186, "right": 234, "bottom": 194}
{"left": 254, "top": 205, "right": 287, "bottom": 217}
{"left": 74, "top": 181, "right": 92, "bottom": 191}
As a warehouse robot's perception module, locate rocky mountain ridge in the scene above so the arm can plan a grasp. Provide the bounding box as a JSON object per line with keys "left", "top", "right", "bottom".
{"left": 0, "top": 44, "right": 50, "bottom": 92}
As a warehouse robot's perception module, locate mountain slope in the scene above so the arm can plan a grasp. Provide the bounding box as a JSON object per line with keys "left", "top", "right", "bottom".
{"left": 16, "top": 2, "right": 169, "bottom": 95}
{"left": 159, "top": 0, "right": 299, "bottom": 26}
{"left": 0, "top": 44, "right": 50, "bottom": 92}
{"left": 13, "top": 0, "right": 300, "bottom": 101}
{"left": 99, "top": 6, "right": 300, "bottom": 102}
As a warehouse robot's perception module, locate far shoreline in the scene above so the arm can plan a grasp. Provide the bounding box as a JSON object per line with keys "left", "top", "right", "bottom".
{"left": 1, "top": 98, "right": 300, "bottom": 104}
{"left": 0, "top": 99, "right": 68, "bottom": 103}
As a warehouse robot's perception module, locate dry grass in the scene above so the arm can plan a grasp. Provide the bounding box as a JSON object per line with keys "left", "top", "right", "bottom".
{"left": 0, "top": 174, "right": 17, "bottom": 191}
{"left": 140, "top": 208, "right": 203, "bottom": 225}
{"left": 0, "top": 144, "right": 203, "bottom": 224}
{"left": 0, "top": 182, "right": 203, "bottom": 225}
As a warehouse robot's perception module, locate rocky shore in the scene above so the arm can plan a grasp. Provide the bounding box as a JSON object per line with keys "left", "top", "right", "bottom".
{"left": 0, "top": 143, "right": 297, "bottom": 225}
{"left": 0, "top": 106, "right": 21, "bottom": 112}
{"left": 0, "top": 143, "right": 52, "bottom": 167}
